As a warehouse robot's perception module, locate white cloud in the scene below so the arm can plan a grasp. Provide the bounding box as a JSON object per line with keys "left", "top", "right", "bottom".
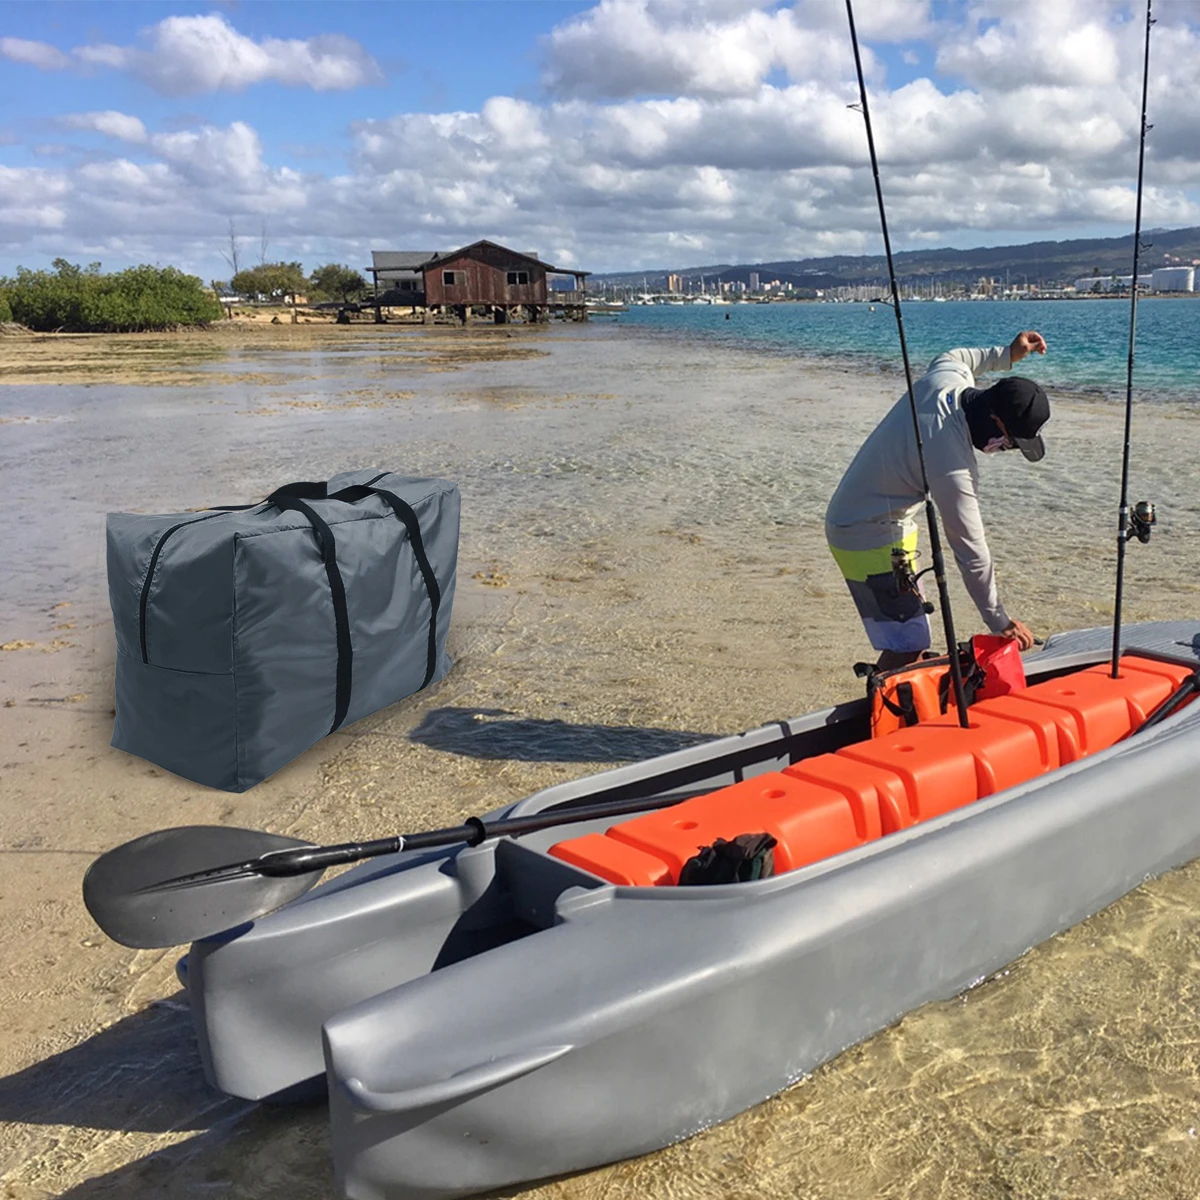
{"left": 0, "top": 166, "right": 70, "bottom": 230}
{"left": 0, "top": 36, "right": 69, "bottom": 70}
{"left": 151, "top": 122, "right": 267, "bottom": 187}
{"left": 9, "top": 13, "right": 382, "bottom": 95}
{"left": 936, "top": 1, "right": 1122, "bottom": 90}
{"left": 63, "top": 111, "right": 148, "bottom": 143}
{"left": 120, "top": 15, "right": 383, "bottom": 95}
{"left": 541, "top": 0, "right": 931, "bottom": 99}
{"left": 542, "top": 0, "right": 859, "bottom": 98}
{"left": 481, "top": 98, "right": 551, "bottom": 154}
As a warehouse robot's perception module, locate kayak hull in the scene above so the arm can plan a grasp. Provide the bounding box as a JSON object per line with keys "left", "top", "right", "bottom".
{"left": 328, "top": 639, "right": 1200, "bottom": 1197}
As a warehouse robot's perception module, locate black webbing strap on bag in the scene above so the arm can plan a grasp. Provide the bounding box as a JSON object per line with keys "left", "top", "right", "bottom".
{"left": 356, "top": 478, "right": 443, "bottom": 691}
{"left": 265, "top": 475, "right": 443, "bottom": 734}
{"left": 875, "top": 679, "right": 919, "bottom": 727}
{"left": 266, "top": 489, "right": 355, "bottom": 734}
{"left": 936, "top": 647, "right": 986, "bottom": 714}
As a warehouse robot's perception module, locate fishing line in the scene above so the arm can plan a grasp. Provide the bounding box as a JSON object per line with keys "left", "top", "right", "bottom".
{"left": 1111, "top": 0, "right": 1157, "bottom": 677}
{"left": 843, "top": 0, "right": 969, "bottom": 727}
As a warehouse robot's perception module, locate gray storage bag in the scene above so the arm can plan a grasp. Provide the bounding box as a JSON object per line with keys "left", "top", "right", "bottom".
{"left": 106, "top": 469, "right": 459, "bottom": 792}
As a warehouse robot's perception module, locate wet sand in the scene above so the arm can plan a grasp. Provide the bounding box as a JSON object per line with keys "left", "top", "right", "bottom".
{"left": 2, "top": 321, "right": 1200, "bottom": 1198}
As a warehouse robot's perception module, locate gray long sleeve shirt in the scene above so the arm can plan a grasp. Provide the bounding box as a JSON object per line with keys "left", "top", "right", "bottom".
{"left": 824, "top": 346, "right": 1013, "bottom": 634}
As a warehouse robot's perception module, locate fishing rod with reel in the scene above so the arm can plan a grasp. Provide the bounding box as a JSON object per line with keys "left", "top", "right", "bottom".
{"left": 844, "top": 0, "right": 969, "bottom": 727}
{"left": 1111, "top": 0, "right": 1158, "bottom": 678}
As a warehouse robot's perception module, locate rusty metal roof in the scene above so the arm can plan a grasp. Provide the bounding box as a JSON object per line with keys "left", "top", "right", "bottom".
{"left": 372, "top": 243, "right": 589, "bottom": 278}
{"left": 371, "top": 251, "right": 439, "bottom": 272}
{"left": 421, "top": 241, "right": 590, "bottom": 277}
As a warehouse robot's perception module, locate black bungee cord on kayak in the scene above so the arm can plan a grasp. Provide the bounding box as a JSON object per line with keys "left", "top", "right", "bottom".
{"left": 1111, "top": 0, "right": 1158, "bottom": 678}
{"left": 844, "top": 0, "right": 970, "bottom": 728}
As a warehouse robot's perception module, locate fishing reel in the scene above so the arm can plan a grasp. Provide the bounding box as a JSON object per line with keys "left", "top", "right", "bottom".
{"left": 891, "top": 548, "right": 936, "bottom": 614}
{"left": 1123, "top": 500, "right": 1156, "bottom": 545}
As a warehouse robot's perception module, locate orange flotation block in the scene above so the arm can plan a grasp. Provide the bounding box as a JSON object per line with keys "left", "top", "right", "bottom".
{"left": 548, "top": 656, "right": 1197, "bottom": 887}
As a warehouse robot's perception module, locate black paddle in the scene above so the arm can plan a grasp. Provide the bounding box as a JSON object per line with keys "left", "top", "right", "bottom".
{"left": 83, "top": 787, "right": 713, "bottom": 949}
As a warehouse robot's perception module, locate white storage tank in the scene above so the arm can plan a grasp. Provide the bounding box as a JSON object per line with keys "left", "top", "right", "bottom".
{"left": 1151, "top": 266, "right": 1195, "bottom": 292}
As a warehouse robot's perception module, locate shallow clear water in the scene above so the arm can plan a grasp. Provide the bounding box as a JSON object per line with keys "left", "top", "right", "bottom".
{"left": 619, "top": 297, "right": 1200, "bottom": 404}
{"left": 4, "top": 324, "right": 1200, "bottom": 1200}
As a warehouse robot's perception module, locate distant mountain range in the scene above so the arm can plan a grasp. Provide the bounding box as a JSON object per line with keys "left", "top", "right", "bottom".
{"left": 594, "top": 227, "right": 1200, "bottom": 291}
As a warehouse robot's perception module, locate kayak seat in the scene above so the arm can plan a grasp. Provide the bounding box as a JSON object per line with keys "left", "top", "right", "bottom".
{"left": 1112, "top": 656, "right": 1197, "bottom": 694}
{"left": 548, "top": 770, "right": 875, "bottom": 886}
{"left": 835, "top": 658, "right": 1191, "bottom": 823}
{"left": 924, "top": 711, "right": 1053, "bottom": 794}
{"left": 605, "top": 772, "right": 871, "bottom": 880}
{"left": 782, "top": 754, "right": 907, "bottom": 835}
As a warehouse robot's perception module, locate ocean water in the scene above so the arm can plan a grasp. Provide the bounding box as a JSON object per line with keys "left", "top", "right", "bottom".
{"left": 618, "top": 297, "right": 1200, "bottom": 405}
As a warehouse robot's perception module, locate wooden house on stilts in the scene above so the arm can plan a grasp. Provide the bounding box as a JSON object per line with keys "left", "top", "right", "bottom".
{"left": 369, "top": 240, "right": 589, "bottom": 324}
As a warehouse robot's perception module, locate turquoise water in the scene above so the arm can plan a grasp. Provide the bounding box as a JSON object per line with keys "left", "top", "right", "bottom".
{"left": 617, "top": 298, "right": 1200, "bottom": 404}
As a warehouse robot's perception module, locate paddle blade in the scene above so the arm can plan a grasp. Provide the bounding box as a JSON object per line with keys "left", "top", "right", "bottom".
{"left": 83, "top": 826, "right": 322, "bottom": 949}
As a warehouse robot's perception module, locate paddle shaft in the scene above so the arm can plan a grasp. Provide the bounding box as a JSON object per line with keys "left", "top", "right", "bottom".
{"left": 218, "top": 788, "right": 715, "bottom": 881}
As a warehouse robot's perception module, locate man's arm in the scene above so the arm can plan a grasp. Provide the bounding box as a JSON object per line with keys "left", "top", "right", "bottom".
{"left": 938, "top": 331, "right": 1046, "bottom": 379}
{"left": 928, "top": 467, "right": 1010, "bottom": 633}
{"left": 927, "top": 471, "right": 1037, "bottom": 647}
{"left": 940, "top": 346, "right": 1011, "bottom": 377}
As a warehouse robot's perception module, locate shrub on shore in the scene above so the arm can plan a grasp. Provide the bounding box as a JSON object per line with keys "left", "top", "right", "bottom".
{"left": 0, "top": 291, "right": 11, "bottom": 322}
{"left": 309, "top": 263, "right": 368, "bottom": 303}
{"left": 230, "top": 262, "right": 308, "bottom": 305}
{"left": 1, "top": 259, "right": 225, "bottom": 332}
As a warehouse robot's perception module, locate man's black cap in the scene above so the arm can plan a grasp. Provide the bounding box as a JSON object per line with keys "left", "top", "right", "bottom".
{"left": 986, "top": 377, "right": 1050, "bottom": 461}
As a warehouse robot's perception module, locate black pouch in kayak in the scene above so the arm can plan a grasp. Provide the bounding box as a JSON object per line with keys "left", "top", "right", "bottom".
{"left": 678, "top": 832, "right": 777, "bottom": 885}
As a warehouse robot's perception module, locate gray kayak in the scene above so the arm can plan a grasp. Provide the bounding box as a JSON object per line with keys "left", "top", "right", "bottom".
{"left": 182, "top": 621, "right": 1200, "bottom": 1198}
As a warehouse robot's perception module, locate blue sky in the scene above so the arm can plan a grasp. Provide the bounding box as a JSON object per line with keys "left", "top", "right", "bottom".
{"left": 1, "top": 1, "right": 1197, "bottom": 279}
{"left": 1, "top": 3, "right": 592, "bottom": 170}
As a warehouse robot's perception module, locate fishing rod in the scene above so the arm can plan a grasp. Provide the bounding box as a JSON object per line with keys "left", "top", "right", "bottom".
{"left": 1111, "top": 0, "right": 1157, "bottom": 677}
{"left": 844, "top": 0, "right": 969, "bottom": 728}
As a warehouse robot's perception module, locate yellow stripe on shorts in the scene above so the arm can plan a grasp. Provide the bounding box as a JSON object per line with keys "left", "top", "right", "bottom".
{"left": 827, "top": 531, "right": 919, "bottom": 583}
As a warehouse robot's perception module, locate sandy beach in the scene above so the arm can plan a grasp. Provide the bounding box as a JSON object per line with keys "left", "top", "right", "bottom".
{"left": 3, "top": 318, "right": 1200, "bottom": 1199}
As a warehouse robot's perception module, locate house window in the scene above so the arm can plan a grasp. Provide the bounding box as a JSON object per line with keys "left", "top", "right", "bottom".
{"left": 506, "top": 270, "right": 530, "bottom": 285}
{"left": 398, "top": 280, "right": 416, "bottom": 292}
{"left": 443, "top": 270, "right": 461, "bottom": 286}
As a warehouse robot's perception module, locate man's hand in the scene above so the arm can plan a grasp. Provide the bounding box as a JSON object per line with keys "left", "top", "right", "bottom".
{"left": 1000, "top": 618, "right": 1036, "bottom": 650}
{"left": 1009, "top": 331, "right": 1047, "bottom": 364}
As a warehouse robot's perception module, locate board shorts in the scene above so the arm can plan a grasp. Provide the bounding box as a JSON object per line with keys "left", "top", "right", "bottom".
{"left": 827, "top": 531, "right": 932, "bottom": 654}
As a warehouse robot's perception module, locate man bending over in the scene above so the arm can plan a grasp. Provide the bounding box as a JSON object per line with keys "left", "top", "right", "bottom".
{"left": 826, "top": 330, "right": 1050, "bottom": 670}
